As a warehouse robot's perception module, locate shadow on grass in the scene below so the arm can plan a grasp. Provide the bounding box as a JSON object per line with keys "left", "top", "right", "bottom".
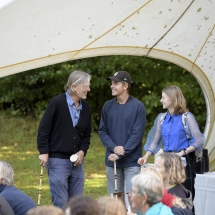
{"left": 0, "top": 127, "right": 108, "bottom": 204}
{"left": 0, "top": 115, "right": 153, "bottom": 204}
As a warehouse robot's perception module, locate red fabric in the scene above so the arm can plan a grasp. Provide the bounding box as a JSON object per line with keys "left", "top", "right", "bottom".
{"left": 161, "top": 188, "right": 174, "bottom": 208}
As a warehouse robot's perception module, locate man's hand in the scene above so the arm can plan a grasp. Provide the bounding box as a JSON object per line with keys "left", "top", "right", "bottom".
{"left": 39, "top": 154, "right": 49, "bottom": 167}
{"left": 114, "top": 146, "right": 125, "bottom": 155}
{"left": 74, "top": 150, "right": 85, "bottom": 167}
{"left": 108, "top": 153, "right": 119, "bottom": 162}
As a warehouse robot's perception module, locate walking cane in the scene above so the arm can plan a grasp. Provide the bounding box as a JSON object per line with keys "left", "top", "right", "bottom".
{"left": 114, "top": 161, "right": 118, "bottom": 199}
{"left": 37, "top": 166, "right": 44, "bottom": 207}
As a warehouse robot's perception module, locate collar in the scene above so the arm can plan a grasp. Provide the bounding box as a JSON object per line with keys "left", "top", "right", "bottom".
{"left": 166, "top": 112, "right": 183, "bottom": 124}
{"left": 65, "top": 92, "right": 82, "bottom": 110}
{"left": 0, "top": 184, "right": 5, "bottom": 192}
{"left": 166, "top": 112, "right": 171, "bottom": 121}
{"left": 116, "top": 95, "right": 133, "bottom": 104}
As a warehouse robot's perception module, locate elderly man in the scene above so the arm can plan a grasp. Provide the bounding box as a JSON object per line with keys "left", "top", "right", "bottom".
{"left": 37, "top": 70, "right": 92, "bottom": 209}
{"left": 0, "top": 160, "right": 36, "bottom": 215}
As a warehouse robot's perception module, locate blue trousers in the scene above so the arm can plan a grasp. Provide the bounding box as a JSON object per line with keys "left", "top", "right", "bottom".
{"left": 46, "top": 158, "right": 84, "bottom": 209}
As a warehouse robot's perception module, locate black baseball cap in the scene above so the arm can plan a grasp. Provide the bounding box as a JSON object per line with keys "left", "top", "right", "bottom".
{"left": 107, "top": 71, "right": 133, "bottom": 84}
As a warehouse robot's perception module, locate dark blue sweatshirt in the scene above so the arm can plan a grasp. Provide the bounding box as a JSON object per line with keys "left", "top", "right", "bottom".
{"left": 98, "top": 97, "right": 146, "bottom": 168}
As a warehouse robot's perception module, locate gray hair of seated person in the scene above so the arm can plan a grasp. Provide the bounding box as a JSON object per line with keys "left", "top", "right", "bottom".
{"left": 0, "top": 161, "right": 14, "bottom": 186}
{"left": 64, "top": 70, "right": 91, "bottom": 94}
{"left": 131, "top": 174, "right": 163, "bottom": 207}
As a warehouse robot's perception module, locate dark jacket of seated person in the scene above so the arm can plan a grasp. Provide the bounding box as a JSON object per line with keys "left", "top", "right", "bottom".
{"left": 0, "top": 161, "right": 37, "bottom": 215}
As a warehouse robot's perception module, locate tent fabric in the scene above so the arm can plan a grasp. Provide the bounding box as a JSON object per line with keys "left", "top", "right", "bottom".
{"left": 0, "top": 0, "right": 215, "bottom": 170}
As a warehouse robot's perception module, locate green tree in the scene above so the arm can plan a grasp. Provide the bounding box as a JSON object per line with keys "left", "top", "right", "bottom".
{"left": 0, "top": 56, "right": 206, "bottom": 132}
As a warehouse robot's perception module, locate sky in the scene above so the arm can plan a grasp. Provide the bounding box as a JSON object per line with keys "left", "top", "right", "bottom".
{"left": 0, "top": 0, "right": 15, "bottom": 9}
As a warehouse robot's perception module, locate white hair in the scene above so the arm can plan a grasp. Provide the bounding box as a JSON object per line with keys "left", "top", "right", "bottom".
{"left": 0, "top": 161, "right": 14, "bottom": 185}
{"left": 131, "top": 174, "right": 163, "bottom": 206}
{"left": 64, "top": 70, "right": 91, "bottom": 94}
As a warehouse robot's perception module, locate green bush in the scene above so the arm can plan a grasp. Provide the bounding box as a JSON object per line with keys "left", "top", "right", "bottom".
{"left": 0, "top": 56, "right": 206, "bottom": 132}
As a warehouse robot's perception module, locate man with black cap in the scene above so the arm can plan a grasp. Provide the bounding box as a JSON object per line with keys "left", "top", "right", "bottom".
{"left": 98, "top": 71, "right": 146, "bottom": 207}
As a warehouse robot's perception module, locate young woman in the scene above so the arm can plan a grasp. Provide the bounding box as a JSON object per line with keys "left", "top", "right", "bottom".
{"left": 138, "top": 86, "right": 204, "bottom": 202}
{"left": 154, "top": 153, "right": 193, "bottom": 211}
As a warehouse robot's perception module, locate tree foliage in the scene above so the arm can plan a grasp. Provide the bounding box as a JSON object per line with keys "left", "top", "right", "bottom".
{"left": 0, "top": 56, "right": 206, "bottom": 132}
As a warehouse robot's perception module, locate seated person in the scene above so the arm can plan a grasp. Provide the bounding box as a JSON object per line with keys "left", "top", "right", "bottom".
{"left": 141, "top": 167, "right": 193, "bottom": 215}
{"left": 130, "top": 173, "right": 174, "bottom": 215}
{"left": 154, "top": 153, "right": 193, "bottom": 210}
{"left": 0, "top": 160, "right": 37, "bottom": 215}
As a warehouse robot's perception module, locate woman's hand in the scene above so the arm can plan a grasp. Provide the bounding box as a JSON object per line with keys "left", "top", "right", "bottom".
{"left": 137, "top": 156, "right": 148, "bottom": 165}
{"left": 175, "top": 150, "right": 184, "bottom": 157}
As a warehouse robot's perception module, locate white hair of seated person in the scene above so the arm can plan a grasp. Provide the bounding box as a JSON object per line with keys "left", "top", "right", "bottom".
{"left": 131, "top": 174, "right": 163, "bottom": 209}
{"left": 0, "top": 161, "right": 14, "bottom": 186}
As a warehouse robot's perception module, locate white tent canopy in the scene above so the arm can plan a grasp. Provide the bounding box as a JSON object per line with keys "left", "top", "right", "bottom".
{"left": 0, "top": 0, "right": 215, "bottom": 170}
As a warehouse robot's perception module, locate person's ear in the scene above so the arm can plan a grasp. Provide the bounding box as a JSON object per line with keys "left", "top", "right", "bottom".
{"left": 71, "top": 86, "right": 76, "bottom": 92}
{"left": 123, "top": 82, "right": 129, "bottom": 90}
{"left": 142, "top": 194, "right": 148, "bottom": 205}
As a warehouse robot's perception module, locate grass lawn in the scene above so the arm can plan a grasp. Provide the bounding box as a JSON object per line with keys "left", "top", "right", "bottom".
{"left": 0, "top": 114, "right": 153, "bottom": 205}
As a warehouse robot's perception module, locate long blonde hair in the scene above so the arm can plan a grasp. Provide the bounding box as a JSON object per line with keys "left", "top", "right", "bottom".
{"left": 162, "top": 86, "right": 188, "bottom": 114}
{"left": 158, "top": 153, "right": 186, "bottom": 184}
{"left": 173, "top": 197, "right": 187, "bottom": 209}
